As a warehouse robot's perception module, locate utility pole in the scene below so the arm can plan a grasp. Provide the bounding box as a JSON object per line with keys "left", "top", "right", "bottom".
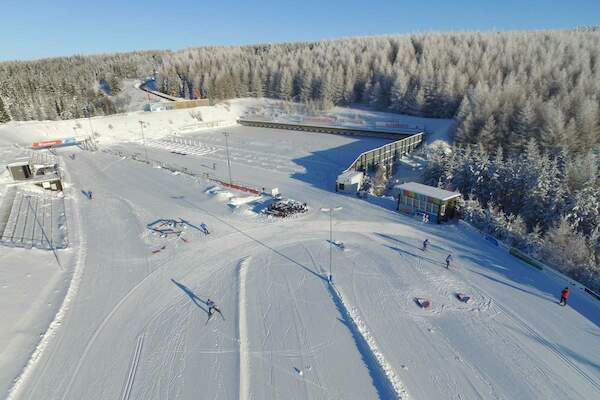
{"left": 83, "top": 105, "right": 94, "bottom": 138}
{"left": 139, "top": 120, "right": 149, "bottom": 163}
{"left": 320, "top": 206, "right": 343, "bottom": 283}
{"left": 223, "top": 132, "right": 233, "bottom": 184}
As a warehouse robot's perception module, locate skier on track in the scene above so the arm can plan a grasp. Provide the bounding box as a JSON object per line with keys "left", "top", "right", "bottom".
{"left": 200, "top": 222, "right": 210, "bottom": 235}
{"left": 422, "top": 239, "right": 430, "bottom": 251}
{"left": 445, "top": 254, "right": 453, "bottom": 269}
{"left": 559, "top": 287, "right": 570, "bottom": 306}
{"left": 206, "top": 298, "right": 223, "bottom": 320}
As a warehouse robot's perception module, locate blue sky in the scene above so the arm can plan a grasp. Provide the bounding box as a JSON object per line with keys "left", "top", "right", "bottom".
{"left": 1, "top": 0, "right": 599, "bottom": 61}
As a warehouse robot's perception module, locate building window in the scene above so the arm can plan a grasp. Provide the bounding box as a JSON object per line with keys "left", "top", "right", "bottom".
{"left": 338, "top": 183, "right": 345, "bottom": 191}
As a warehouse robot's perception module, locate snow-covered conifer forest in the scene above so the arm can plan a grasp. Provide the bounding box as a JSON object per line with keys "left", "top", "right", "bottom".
{"left": 1, "top": 28, "right": 599, "bottom": 155}
{"left": 1, "top": 28, "right": 598, "bottom": 290}
{"left": 1, "top": 25, "right": 600, "bottom": 400}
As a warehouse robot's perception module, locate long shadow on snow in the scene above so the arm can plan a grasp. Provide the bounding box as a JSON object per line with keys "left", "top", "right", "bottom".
{"left": 171, "top": 279, "right": 209, "bottom": 315}
{"left": 468, "top": 270, "right": 555, "bottom": 303}
{"left": 375, "top": 225, "right": 600, "bottom": 327}
{"left": 384, "top": 244, "right": 447, "bottom": 269}
{"left": 452, "top": 232, "right": 600, "bottom": 331}
{"left": 290, "top": 138, "right": 392, "bottom": 191}
{"left": 503, "top": 323, "right": 600, "bottom": 388}
{"left": 177, "top": 198, "right": 326, "bottom": 283}
{"left": 379, "top": 229, "right": 600, "bottom": 330}
{"left": 327, "top": 284, "right": 399, "bottom": 400}
{"left": 375, "top": 231, "right": 457, "bottom": 255}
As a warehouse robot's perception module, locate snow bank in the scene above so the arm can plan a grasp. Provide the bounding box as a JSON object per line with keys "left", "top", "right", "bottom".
{"left": 0, "top": 97, "right": 453, "bottom": 149}
{"left": 0, "top": 98, "right": 253, "bottom": 147}
{"left": 228, "top": 195, "right": 262, "bottom": 207}
{"left": 238, "top": 257, "right": 251, "bottom": 400}
{"left": 328, "top": 283, "right": 409, "bottom": 399}
{"left": 205, "top": 186, "right": 234, "bottom": 201}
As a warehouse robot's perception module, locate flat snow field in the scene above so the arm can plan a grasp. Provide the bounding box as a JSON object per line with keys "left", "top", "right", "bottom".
{"left": 1, "top": 124, "right": 599, "bottom": 400}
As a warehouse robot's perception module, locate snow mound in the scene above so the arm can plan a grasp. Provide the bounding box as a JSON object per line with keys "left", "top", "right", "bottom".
{"left": 205, "top": 186, "right": 234, "bottom": 201}
{"left": 228, "top": 195, "right": 262, "bottom": 207}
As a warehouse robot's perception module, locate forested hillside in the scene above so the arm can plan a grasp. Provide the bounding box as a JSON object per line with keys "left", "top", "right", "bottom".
{"left": 1, "top": 29, "right": 599, "bottom": 289}
{"left": 1, "top": 28, "right": 599, "bottom": 154}
{"left": 423, "top": 142, "right": 599, "bottom": 290}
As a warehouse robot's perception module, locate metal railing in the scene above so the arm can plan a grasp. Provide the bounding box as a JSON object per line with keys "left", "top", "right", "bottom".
{"left": 344, "top": 132, "right": 424, "bottom": 174}
{"left": 0, "top": 189, "right": 68, "bottom": 251}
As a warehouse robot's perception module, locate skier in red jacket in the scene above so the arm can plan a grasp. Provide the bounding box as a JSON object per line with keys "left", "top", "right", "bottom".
{"left": 559, "top": 287, "right": 570, "bottom": 306}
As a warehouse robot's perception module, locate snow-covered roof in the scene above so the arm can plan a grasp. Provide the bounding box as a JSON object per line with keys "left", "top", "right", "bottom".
{"left": 396, "top": 182, "right": 461, "bottom": 201}
{"left": 337, "top": 170, "right": 364, "bottom": 183}
{"left": 31, "top": 163, "right": 57, "bottom": 169}
{"left": 7, "top": 160, "right": 30, "bottom": 167}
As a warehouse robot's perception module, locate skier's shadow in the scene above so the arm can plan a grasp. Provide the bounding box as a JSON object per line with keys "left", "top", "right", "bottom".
{"left": 171, "top": 279, "right": 209, "bottom": 314}
{"left": 384, "top": 244, "right": 445, "bottom": 268}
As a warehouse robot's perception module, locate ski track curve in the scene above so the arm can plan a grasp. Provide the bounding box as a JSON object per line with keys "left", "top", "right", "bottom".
{"left": 460, "top": 270, "right": 600, "bottom": 394}
{"left": 9, "top": 149, "right": 598, "bottom": 400}
{"left": 58, "top": 254, "right": 170, "bottom": 400}
{"left": 6, "top": 161, "right": 87, "bottom": 400}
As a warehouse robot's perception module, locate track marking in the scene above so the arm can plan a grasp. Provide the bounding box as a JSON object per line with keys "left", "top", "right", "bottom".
{"left": 120, "top": 334, "right": 145, "bottom": 400}
{"left": 328, "top": 283, "right": 409, "bottom": 399}
{"left": 468, "top": 280, "right": 600, "bottom": 394}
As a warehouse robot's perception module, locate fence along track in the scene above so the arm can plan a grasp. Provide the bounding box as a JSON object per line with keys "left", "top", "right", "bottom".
{"left": 0, "top": 188, "right": 67, "bottom": 250}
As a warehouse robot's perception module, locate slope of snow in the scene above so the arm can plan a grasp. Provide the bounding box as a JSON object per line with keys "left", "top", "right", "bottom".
{"left": 0, "top": 101, "right": 598, "bottom": 400}
{"left": 0, "top": 97, "right": 453, "bottom": 148}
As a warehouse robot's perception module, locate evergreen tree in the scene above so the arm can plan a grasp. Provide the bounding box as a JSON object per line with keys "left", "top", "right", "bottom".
{"left": 568, "top": 185, "right": 600, "bottom": 236}
{"left": 478, "top": 115, "right": 497, "bottom": 149}
{"left": 388, "top": 75, "right": 408, "bottom": 112}
{"left": 0, "top": 96, "right": 10, "bottom": 123}
{"left": 509, "top": 101, "right": 536, "bottom": 153}
{"left": 278, "top": 69, "right": 293, "bottom": 100}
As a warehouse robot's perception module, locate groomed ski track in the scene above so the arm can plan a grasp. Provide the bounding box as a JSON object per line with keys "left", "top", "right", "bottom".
{"left": 7, "top": 126, "right": 600, "bottom": 400}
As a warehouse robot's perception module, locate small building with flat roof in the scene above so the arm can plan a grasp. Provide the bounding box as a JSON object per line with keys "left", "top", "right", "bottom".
{"left": 336, "top": 170, "right": 364, "bottom": 194}
{"left": 5, "top": 153, "right": 62, "bottom": 191}
{"left": 396, "top": 182, "right": 461, "bottom": 223}
{"left": 6, "top": 161, "right": 32, "bottom": 181}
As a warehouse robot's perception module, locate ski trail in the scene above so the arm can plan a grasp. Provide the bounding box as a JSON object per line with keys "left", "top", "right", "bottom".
{"left": 328, "top": 283, "right": 409, "bottom": 400}
{"left": 6, "top": 164, "right": 87, "bottom": 400}
{"left": 120, "top": 334, "right": 144, "bottom": 400}
{"left": 461, "top": 272, "right": 600, "bottom": 394}
{"left": 57, "top": 254, "right": 171, "bottom": 400}
{"left": 238, "top": 256, "right": 252, "bottom": 400}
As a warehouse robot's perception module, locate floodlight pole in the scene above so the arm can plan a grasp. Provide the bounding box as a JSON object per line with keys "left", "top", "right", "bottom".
{"left": 223, "top": 132, "right": 233, "bottom": 184}
{"left": 139, "top": 120, "right": 149, "bottom": 163}
{"left": 321, "top": 206, "right": 343, "bottom": 283}
{"left": 83, "top": 105, "right": 95, "bottom": 138}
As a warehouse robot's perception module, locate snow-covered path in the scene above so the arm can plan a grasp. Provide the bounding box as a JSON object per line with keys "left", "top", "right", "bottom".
{"left": 5, "top": 126, "right": 600, "bottom": 400}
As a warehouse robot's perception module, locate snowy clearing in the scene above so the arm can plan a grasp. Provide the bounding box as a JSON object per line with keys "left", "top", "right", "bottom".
{"left": 0, "top": 101, "right": 598, "bottom": 400}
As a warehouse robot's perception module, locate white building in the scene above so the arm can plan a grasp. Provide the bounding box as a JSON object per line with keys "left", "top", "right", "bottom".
{"left": 336, "top": 170, "right": 364, "bottom": 194}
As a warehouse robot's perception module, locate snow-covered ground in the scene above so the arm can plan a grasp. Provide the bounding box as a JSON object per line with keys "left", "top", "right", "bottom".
{"left": 0, "top": 101, "right": 599, "bottom": 400}
{"left": 108, "top": 79, "right": 164, "bottom": 113}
